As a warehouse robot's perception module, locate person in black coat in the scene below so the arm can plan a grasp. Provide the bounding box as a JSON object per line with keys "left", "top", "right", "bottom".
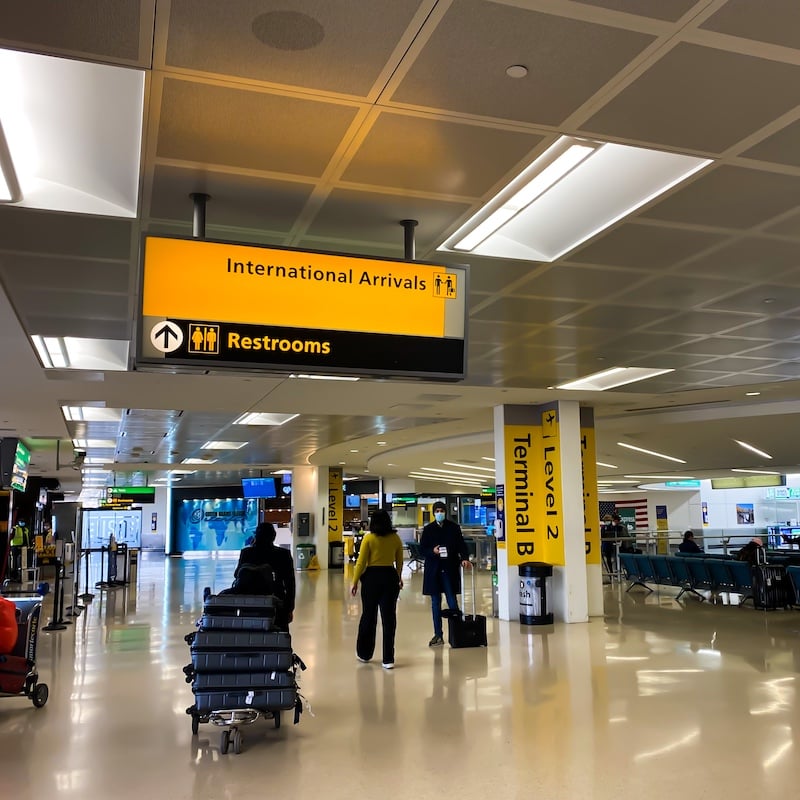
{"left": 234, "top": 522, "right": 296, "bottom": 629}
{"left": 419, "top": 501, "right": 471, "bottom": 647}
{"left": 678, "top": 530, "right": 703, "bottom": 554}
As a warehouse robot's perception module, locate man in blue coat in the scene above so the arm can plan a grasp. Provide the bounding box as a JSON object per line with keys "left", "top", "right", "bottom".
{"left": 420, "top": 501, "right": 471, "bottom": 646}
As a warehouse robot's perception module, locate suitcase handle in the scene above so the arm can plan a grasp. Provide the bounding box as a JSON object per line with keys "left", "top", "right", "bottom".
{"left": 461, "top": 562, "right": 477, "bottom": 617}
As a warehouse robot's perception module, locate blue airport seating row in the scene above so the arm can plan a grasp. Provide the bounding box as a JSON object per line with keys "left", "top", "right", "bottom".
{"left": 618, "top": 553, "right": 800, "bottom": 607}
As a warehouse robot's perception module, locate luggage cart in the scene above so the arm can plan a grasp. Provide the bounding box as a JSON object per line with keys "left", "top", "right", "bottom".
{"left": 0, "top": 596, "right": 49, "bottom": 708}
{"left": 184, "top": 593, "right": 305, "bottom": 754}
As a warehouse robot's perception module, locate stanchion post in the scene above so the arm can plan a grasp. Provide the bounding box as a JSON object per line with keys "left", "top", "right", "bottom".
{"left": 42, "top": 558, "right": 68, "bottom": 631}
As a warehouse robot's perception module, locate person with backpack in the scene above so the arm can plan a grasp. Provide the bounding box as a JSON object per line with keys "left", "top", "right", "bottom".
{"left": 232, "top": 522, "right": 296, "bottom": 629}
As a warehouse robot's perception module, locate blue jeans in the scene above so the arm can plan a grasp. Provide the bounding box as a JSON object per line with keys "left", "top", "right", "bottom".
{"left": 430, "top": 569, "right": 459, "bottom": 637}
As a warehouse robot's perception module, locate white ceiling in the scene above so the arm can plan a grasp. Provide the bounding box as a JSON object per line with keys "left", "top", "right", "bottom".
{"left": 3, "top": 0, "right": 800, "bottom": 496}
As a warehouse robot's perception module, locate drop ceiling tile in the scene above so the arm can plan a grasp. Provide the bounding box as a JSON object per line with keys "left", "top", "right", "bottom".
{"left": 741, "top": 342, "right": 800, "bottom": 360}
{"left": 517, "top": 265, "right": 644, "bottom": 301}
{"left": 0, "top": 254, "right": 129, "bottom": 294}
{"left": 645, "top": 310, "right": 762, "bottom": 335}
{"left": 697, "top": 372, "right": 777, "bottom": 387}
{"left": 164, "top": 0, "right": 422, "bottom": 96}
{"left": 560, "top": 305, "right": 671, "bottom": 329}
{"left": 0, "top": 207, "right": 132, "bottom": 260}
{"left": 157, "top": 79, "right": 358, "bottom": 177}
{"left": 694, "top": 356, "right": 780, "bottom": 372}
{"left": 570, "top": 223, "right": 726, "bottom": 269}
{"left": 630, "top": 352, "right": 716, "bottom": 369}
{"left": 392, "top": 0, "right": 655, "bottom": 125}
{"left": 605, "top": 331, "right": 699, "bottom": 352}
{"left": 305, "top": 189, "right": 471, "bottom": 253}
{"left": 700, "top": 0, "right": 800, "bottom": 50}
{"left": 468, "top": 319, "right": 547, "bottom": 344}
{"left": 723, "top": 318, "right": 800, "bottom": 339}
{"left": 643, "top": 166, "right": 800, "bottom": 230}
{"left": 763, "top": 210, "right": 800, "bottom": 239}
{"left": 752, "top": 362, "right": 800, "bottom": 378}
{"left": 614, "top": 274, "right": 748, "bottom": 309}
{"left": 342, "top": 113, "right": 543, "bottom": 197}
{"left": 464, "top": 259, "right": 539, "bottom": 293}
{"left": 471, "top": 296, "right": 584, "bottom": 325}
{"left": 702, "top": 285, "right": 800, "bottom": 315}
{"left": 667, "top": 337, "right": 770, "bottom": 357}
{"left": 0, "top": 0, "right": 149, "bottom": 64}
{"left": 149, "top": 167, "right": 313, "bottom": 233}
{"left": 742, "top": 120, "right": 800, "bottom": 169}
{"left": 573, "top": 0, "right": 698, "bottom": 22}
{"left": 526, "top": 326, "right": 620, "bottom": 349}
{"left": 673, "top": 237, "right": 800, "bottom": 280}
{"left": 584, "top": 44, "right": 800, "bottom": 153}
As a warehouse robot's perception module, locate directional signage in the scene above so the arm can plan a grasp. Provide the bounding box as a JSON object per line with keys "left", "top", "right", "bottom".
{"left": 137, "top": 235, "right": 468, "bottom": 380}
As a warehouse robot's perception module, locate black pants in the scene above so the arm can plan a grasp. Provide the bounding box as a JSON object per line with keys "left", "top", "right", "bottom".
{"left": 356, "top": 567, "right": 400, "bottom": 664}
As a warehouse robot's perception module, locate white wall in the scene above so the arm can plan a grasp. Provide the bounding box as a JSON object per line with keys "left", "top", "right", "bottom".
{"left": 140, "top": 486, "right": 168, "bottom": 550}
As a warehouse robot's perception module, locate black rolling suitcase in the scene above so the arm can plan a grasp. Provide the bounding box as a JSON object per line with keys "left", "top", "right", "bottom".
{"left": 752, "top": 564, "right": 791, "bottom": 610}
{"left": 447, "top": 565, "right": 487, "bottom": 648}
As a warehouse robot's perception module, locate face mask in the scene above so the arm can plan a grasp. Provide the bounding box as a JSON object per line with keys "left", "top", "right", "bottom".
{"left": 434, "top": 512, "right": 445, "bottom": 523}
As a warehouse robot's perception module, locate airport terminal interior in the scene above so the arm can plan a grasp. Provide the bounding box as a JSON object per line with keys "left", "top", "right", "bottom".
{"left": 4, "top": 0, "right": 800, "bottom": 797}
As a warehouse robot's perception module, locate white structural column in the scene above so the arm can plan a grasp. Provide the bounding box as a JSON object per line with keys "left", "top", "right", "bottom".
{"left": 493, "top": 401, "right": 601, "bottom": 624}
{"left": 291, "top": 466, "right": 328, "bottom": 568}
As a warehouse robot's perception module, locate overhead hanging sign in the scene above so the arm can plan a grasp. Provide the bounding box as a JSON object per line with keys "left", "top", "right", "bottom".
{"left": 137, "top": 235, "right": 468, "bottom": 380}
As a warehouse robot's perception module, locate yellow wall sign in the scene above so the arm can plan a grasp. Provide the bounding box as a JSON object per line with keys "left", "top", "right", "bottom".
{"left": 579, "top": 408, "right": 600, "bottom": 566}
{"left": 328, "top": 468, "right": 343, "bottom": 544}
{"left": 539, "top": 409, "right": 565, "bottom": 566}
{"left": 138, "top": 235, "right": 467, "bottom": 379}
{"left": 503, "top": 423, "right": 543, "bottom": 567}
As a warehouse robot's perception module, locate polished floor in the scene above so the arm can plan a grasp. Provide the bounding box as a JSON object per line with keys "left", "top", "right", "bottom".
{"left": 3, "top": 553, "right": 800, "bottom": 799}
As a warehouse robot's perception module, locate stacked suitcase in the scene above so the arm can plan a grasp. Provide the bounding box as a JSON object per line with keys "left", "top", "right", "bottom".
{"left": 184, "top": 593, "right": 304, "bottom": 754}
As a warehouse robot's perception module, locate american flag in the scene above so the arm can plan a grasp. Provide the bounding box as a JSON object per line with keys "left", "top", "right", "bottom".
{"left": 598, "top": 499, "right": 650, "bottom": 529}
{"left": 614, "top": 498, "right": 649, "bottom": 529}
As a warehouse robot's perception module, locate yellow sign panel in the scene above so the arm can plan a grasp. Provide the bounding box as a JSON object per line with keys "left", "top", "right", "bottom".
{"left": 142, "top": 236, "right": 459, "bottom": 339}
{"left": 539, "top": 410, "right": 565, "bottom": 566}
{"left": 503, "top": 423, "right": 543, "bottom": 567}
{"left": 328, "top": 468, "right": 343, "bottom": 544}
{"left": 580, "top": 420, "right": 600, "bottom": 565}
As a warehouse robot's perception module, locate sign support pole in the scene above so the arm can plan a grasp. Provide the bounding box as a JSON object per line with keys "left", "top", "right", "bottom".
{"left": 191, "top": 193, "right": 210, "bottom": 239}
{"left": 400, "top": 219, "right": 418, "bottom": 260}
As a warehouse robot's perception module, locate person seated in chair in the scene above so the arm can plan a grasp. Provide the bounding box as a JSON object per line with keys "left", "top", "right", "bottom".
{"left": 736, "top": 537, "right": 764, "bottom": 565}
{"left": 678, "top": 530, "right": 703, "bottom": 554}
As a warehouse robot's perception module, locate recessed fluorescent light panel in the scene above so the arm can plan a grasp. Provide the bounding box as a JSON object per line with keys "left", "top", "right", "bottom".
{"left": 596, "top": 462, "right": 618, "bottom": 469}
{"left": 0, "top": 119, "right": 21, "bottom": 202}
{"left": 73, "top": 439, "right": 117, "bottom": 449}
{"left": 33, "top": 336, "right": 129, "bottom": 370}
{"left": 439, "top": 135, "right": 712, "bottom": 262}
{"left": 442, "top": 462, "right": 496, "bottom": 473}
{"left": 0, "top": 47, "right": 144, "bottom": 216}
{"left": 617, "top": 442, "right": 687, "bottom": 464}
{"left": 181, "top": 458, "right": 218, "bottom": 465}
{"left": 734, "top": 440, "right": 773, "bottom": 460}
{"left": 62, "top": 406, "right": 123, "bottom": 422}
{"left": 557, "top": 367, "right": 673, "bottom": 391}
{"left": 233, "top": 412, "right": 299, "bottom": 426}
{"left": 202, "top": 441, "right": 247, "bottom": 450}
{"left": 625, "top": 475, "right": 696, "bottom": 480}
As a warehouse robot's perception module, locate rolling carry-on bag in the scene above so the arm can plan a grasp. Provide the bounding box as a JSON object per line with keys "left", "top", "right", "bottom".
{"left": 447, "top": 565, "right": 487, "bottom": 648}
{"left": 751, "top": 564, "right": 791, "bottom": 610}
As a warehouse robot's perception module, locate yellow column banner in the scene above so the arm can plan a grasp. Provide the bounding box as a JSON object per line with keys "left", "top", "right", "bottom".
{"left": 540, "top": 408, "right": 565, "bottom": 566}
{"left": 503, "top": 423, "right": 543, "bottom": 566}
{"left": 327, "top": 468, "right": 343, "bottom": 543}
{"left": 656, "top": 505, "right": 669, "bottom": 555}
{"left": 580, "top": 414, "right": 600, "bottom": 565}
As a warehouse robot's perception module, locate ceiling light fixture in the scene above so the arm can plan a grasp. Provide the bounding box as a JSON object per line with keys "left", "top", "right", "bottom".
{"left": 181, "top": 458, "right": 218, "bottom": 465}
{"left": 420, "top": 467, "right": 496, "bottom": 481}
{"left": 202, "top": 441, "right": 247, "bottom": 450}
{"left": 233, "top": 412, "right": 299, "bottom": 426}
{"left": 733, "top": 439, "right": 773, "bottom": 460}
{"left": 62, "top": 406, "right": 122, "bottom": 422}
{"left": 72, "top": 439, "right": 117, "bottom": 449}
{"left": 745, "top": 392, "right": 761, "bottom": 397}
{"left": 442, "top": 462, "right": 496, "bottom": 473}
{"left": 617, "top": 442, "right": 687, "bottom": 464}
{"left": 440, "top": 135, "right": 712, "bottom": 262}
{"left": 408, "top": 472, "right": 485, "bottom": 487}
{"left": 730, "top": 468, "right": 780, "bottom": 475}
{"left": 625, "top": 475, "right": 696, "bottom": 480}
{"left": 556, "top": 366, "right": 673, "bottom": 391}
{"left": 596, "top": 462, "right": 618, "bottom": 469}
{"left": 32, "top": 335, "right": 128, "bottom": 370}
{"left": 482, "top": 457, "right": 495, "bottom": 462}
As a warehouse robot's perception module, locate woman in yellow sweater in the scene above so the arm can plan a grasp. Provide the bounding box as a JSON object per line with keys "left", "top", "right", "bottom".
{"left": 350, "top": 509, "right": 404, "bottom": 669}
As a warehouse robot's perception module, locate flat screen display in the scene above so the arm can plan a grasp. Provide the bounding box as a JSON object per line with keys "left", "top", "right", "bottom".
{"left": 242, "top": 477, "right": 277, "bottom": 499}
{"left": 1, "top": 438, "right": 30, "bottom": 492}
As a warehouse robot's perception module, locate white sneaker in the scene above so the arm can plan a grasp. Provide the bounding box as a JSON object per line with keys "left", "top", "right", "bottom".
{"left": 382, "top": 662, "right": 394, "bottom": 669}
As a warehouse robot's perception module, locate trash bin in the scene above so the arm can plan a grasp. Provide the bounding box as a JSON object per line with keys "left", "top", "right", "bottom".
{"left": 296, "top": 543, "right": 317, "bottom": 571}
{"left": 328, "top": 541, "right": 345, "bottom": 569}
{"left": 519, "top": 562, "right": 553, "bottom": 625}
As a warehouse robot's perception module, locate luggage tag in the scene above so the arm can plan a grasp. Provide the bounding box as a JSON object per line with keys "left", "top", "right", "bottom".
{"left": 439, "top": 546, "right": 448, "bottom": 558}
{"left": 246, "top": 691, "right": 254, "bottom": 706}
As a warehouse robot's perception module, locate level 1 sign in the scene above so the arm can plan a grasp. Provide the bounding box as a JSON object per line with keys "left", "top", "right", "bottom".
{"left": 138, "top": 235, "right": 468, "bottom": 380}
